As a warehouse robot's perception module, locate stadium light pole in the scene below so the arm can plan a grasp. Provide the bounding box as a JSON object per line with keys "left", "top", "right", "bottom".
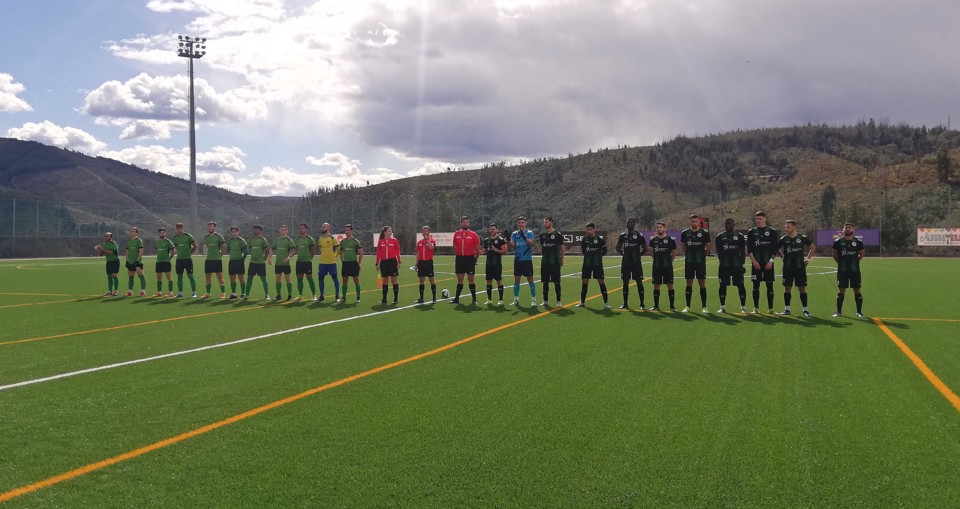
{"left": 177, "top": 35, "right": 206, "bottom": 234}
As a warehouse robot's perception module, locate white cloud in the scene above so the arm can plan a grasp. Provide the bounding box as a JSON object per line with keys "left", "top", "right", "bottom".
{"left": 0, "top": 73, "right": 32, "bottom": 112}
{"left": 119, "top": 119, "right": 186, "bottom": 140}
{"left": 98, "top": 144, "right": 246, "bottom": 180}
{"left": 82, "top": 72, "right": 266, "bottom": 123}
{"left": 5, "top": 121, "right": 106, "bottom": 154}
{"left": 306, "top": 152, "right": 361, "bottom": 177}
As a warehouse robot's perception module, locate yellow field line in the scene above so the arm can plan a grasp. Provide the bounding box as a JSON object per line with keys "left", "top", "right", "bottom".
{"left": 0, "top": 298, "right": 95, "bottom": 310}
{"left": 0, "top": 292, "right": 97, "bottom": 297}
{"left": 873, "top": 317, "right": 960, "bottom": 323}
{"left": 872, "top": 318, "right": 960, "bottom": 415}
{"left": 0, "top": 278, "right": 456, "bottom": 347}
{"left": 0, "top": 287, "right": 618, "bottom": 503}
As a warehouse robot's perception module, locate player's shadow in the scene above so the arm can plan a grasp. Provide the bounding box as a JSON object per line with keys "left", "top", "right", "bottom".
{"left": 582, "top": 306, "right": 616, "bottom": 317}
{"left": 643, "top": 311, "right": 699, "bottom": 322}
{"left": 874, "top": 320, "right": 909, "bottom": 330}
{"left": 148, "top": 298, "right": 180, "bottom": 306}
{"left": 702, "top": 313, "right": 738, "bottom": 325}
{"left": 780, "top": 315, "right": 850, "bottom": 328}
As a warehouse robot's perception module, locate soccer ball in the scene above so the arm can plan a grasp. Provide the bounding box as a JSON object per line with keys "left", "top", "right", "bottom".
{"left": 441, "top": 289, "right": 450, "bottom": 298}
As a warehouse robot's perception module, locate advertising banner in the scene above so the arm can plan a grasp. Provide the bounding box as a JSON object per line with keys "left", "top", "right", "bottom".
{"left": 917, "top": 228, "right": 960, "bottom": 246}
{"left": 372, "top": 232, "right": 456, "bottom": 249}
{"left": 816, "top": 229, "right": 880, "bottom": 246}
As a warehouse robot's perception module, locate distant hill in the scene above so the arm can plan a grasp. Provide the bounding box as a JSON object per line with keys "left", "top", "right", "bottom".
{"left": 2, "top": 122, "right": 958, "bottom": 257}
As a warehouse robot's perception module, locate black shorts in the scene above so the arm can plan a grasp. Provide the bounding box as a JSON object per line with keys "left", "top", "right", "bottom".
{"left": 204, "top": 260, "right": 223, "bottom": 274}
{"left": 582, "top": 264, "right": 605, "bottom": 280}
{"left": 417, "top": 260, "right": 435, "bottom": 278}
{"left": 782, "top": 267, "right": 808, "bottom": 287}
{"left": 247, "top": 262, "right": 266, "bottom": 278}
{"left": 155, "top": 261, "right": 172, "bottom": 274}
{"left": 275, "top": 265, "right": 291, "bottom": 275}
{"left": 685, "top": 262, "right": 706, "bottom": 280}
{"left": 295, "top": 261, "right": 313, "bottom": 276}
{"left": 228, "top": 260, "right": 245, "bottom": 276}
{"left": 175, "top": 259, "right": 193, "bottom": 275}
{"left": 717, "top": 266, "right": 745, "bottom": 286}
{"left": 342, "top": 261, "right": 360, "bottom": 277}
{"left": 105, "top": 259, "right": 121, "bottom": 275}
{"left": 379, "top": 259, "right": 399, "bottom": 277}
{"left": 541, "top": 263, "right": 562, "bottom": 283}
{"left": 751, "top": 266, "right": 775, "bottom": 283}
{"left": 455, "top": 255, "right": 477, "bottom": 275}
{"left": 837, "top": 271, "right": 862, "bottom": 289}
{"left": 485, "top": 264, "right": 503, "bottom": 281}
{"left": 125, "top": 261, "right": 143, "bottom": 272}
{"left": 621, "top": 261, "right": 643, "bottom": 281}
{"left": 652, "top": 266, "right": 674, "bottom": 285}
{"left": 514, "top": 260, "right": 534, "bottom": 278}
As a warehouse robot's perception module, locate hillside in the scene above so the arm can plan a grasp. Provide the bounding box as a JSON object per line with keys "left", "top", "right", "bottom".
{"left": 2, "top": 122, "right": 958, "bottom": 257}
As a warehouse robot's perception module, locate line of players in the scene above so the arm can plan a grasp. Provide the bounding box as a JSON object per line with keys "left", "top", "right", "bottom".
{"left": 93, "top": 210, "right": 866, "bottom": 316}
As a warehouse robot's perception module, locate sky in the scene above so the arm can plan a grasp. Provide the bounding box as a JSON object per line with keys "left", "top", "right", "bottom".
{"left": 1, "top": 0, "right": 959, "bottom": 197}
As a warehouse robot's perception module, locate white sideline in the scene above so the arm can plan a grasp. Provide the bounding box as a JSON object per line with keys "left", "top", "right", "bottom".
{"left": 0, "top": 300, "right": 433, "bottom": 392}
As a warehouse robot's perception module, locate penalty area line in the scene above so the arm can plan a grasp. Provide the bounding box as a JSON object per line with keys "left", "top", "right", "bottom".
{"left": 0, "top": 289, "right": 613, "bottom": 503}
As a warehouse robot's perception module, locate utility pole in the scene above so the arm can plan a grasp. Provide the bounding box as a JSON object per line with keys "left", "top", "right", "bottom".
{"left": 177, "top": 35, "right": 206, "bottom": 234}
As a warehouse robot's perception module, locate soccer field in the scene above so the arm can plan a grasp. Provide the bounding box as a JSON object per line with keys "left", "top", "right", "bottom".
{"left": 0, "top": 256, "right": 958, "bottom": 507}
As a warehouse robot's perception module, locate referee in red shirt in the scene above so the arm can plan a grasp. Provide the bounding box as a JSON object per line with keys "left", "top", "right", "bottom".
{"left": 451, "top": 215, "right": 481, "bottom": 304}
{"left": 416, "top": 225, "right": 437, "bottom": 303}
{"left": 375, "top": 225, "right": 402, "bottom": 304}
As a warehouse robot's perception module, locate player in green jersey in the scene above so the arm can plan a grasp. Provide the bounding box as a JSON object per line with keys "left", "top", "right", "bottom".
{"left": 832, "top": 222, "right": 866, "bottom": 317}
{"left": 172, "top": 222, "right": 198, "bottom": 298}
{"left": 225, "top": 226, "right": 248, "bottom": 299}
{"left": 777, "top": 220, "right": 816, "bottom": 317}
{"left": 577, "top": 222, "right": 609, "bottom": 308}
{"left": 338, "top": 224, "right": 364, "bottom": 303}
{"left": 747, "top": 211, "right": 779, "bottom": 314}
{"left": 680, "top": 214, "right": 712, "bottom": 313}
{"left": 270, "top": 225, "right": 296, "bottom": 301}
{"left": 294, "top": 223, "right": 318, "bottom": 300}
{"left": 243, "top": 224, "right": 271, "bottom": 300}
{"left": 123, "top": 227, "right": 147, "bottom": 297}
{"left": 154, "top": 227, "right": 176, "bottom": 297}
{"left": 94, "top": 231, "right": 120, "bottom": 296}
{"left": 202, "top": 221, "right": 227, "bottom": 298}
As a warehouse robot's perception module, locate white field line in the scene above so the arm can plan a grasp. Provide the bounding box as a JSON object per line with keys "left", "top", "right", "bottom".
{"left": 0, "top": 300, "right": 440, "bottom": 393}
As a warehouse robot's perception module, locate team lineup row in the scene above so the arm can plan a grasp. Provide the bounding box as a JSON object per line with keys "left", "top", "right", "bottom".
{"left": 92, "top": 211, "right": 866, "bottom": 317}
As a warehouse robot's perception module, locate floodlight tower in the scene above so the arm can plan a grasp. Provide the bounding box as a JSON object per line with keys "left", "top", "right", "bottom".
{"left": 177, "top": 35, "right": 206, "bottom": 234}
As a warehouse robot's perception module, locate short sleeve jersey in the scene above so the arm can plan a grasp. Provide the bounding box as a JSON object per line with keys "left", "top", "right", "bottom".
{"left": 271, "top": 236, "right": 295, "bottom": 266}
{"left": 226, "top": 236, "right": 247, "bottom": 261}
{"left": 833, "top": 237, "right": 863, "bottom": 273}
{"left": 125, "top": 238, "right": 143, "bottom": 263}
{"left": 317, "top": 235, "right": 340, "bottom": 264}
{"left": 483, "top": 237, "right": 506, "bottom": 267}
{"left": 339, "top": 238, "right": 362, "bottom": 262}
{"left": 747, "top": 226, "right": 779, "bottom": 265}
{"left": 581, "top": 235, "right": 606, "bottom": 267}
{"left": 416, "top": 238, "right": 436, "bottom": 261}
{"left": 649, "top": 235, "right": 677, "bottom": 269}
{"left": 511, "top": 230, "right": 535, "bottom": 261}
{"left": 715, "top": 231, "right": 745, "bottom": 268}
{"left": 101, "top": 241, "right": 120, "bottom": 262}
{"left": 203, "top": 233, "right": 225, "bottom": 260}
{"left": 680, "top": 228, "right": 710, "bottom": 263}
{"left": 295, "top": 235, "right": 315, "bottom": 262}
{"left": 618, "top": 231, "right": 646, "bottom": 263}
{"left": 172, "top": 233, "right": 195, "bottom": 260}
{"left": 248, "top": 236, "right": 269, "bottom": 264}
{"left": 539, "top": 230, "right": 564, "bottom": 265}
{"left": 155, "top": 238, "right": 175, "bottom": 263}
{"left": 778, "top": 234, "right": 812, "bottom": 269}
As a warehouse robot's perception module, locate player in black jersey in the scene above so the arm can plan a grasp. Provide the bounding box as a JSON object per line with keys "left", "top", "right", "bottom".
{"left": 481, "top": 224, "right": 508, "bottom": 305}
{"left": 577, "top": 222, "right": 609, "bottom": 308}
{"left": 649, "top": 221, "right": 678, "bottom": 311}
{"left": 747, "top": 211, "right": 779, "bottom": 314}
{"left": 539, "top": 217, "right": 565, "bottom": 307}
{"left": 777, "top": 220, "right": 816, "bottom": 316}
{"left": 615, "top": 217, "right": 646, "bottom": 309}
{"left": 680, "top": 214, "right": 711, "bottom": 313}
{"left": 714, "top": 218, "right": 747, "bottom": 313}
{"left": 832, "top": 222, "right": 866, "bottom": 317}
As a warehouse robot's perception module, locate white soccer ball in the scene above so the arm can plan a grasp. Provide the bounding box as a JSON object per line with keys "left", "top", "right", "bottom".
{"left": 441, "top": 288, "right": 450, "bottom": 298}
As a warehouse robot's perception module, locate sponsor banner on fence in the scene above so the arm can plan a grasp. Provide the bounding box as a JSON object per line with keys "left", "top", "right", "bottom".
{"left": 816, "top": 229, "right": 880, "bottom": 246}
{"left": 561, "top": 231, "right": 609, "bottom": 246}
{"left": 640, "top": 231, "right": 683, "bottom": 243}
{"left": 917, "top": 228, "right": 960, "bottom": 246}
{"left": 372, "top": 232, "right": 456, "bottom": 249}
